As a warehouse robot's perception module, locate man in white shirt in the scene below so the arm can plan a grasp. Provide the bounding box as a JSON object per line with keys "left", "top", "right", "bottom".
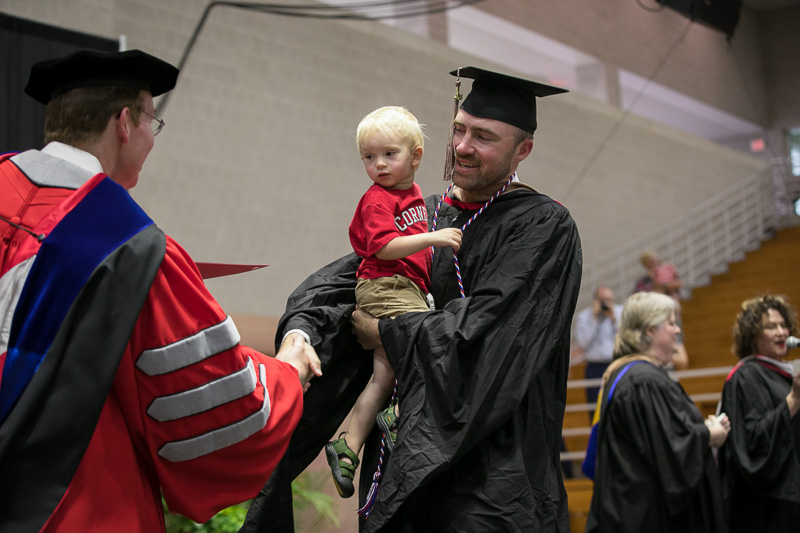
{"left": 574, "top": 286, "right": 623, "bottom": 419}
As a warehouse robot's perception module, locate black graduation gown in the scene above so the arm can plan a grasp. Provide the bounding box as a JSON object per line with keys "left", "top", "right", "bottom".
{"left": 585, "top": 360, "right": 726, "bottom": 533}
{"left": 241, "top": 187, "right": 582, "bottom": 533}
{"left": 718, "top": 358, "right": 800, "bottom": 532}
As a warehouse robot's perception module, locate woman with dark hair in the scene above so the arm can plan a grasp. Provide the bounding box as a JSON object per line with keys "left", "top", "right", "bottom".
{"left": 719, "top": 294, "right": 800, "bottom": 532}
{"left": 585, "top": 291, "right": 729, "bottom": 533}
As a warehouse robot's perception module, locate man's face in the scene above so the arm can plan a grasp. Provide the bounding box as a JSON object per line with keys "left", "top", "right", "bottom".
{"left": 114, "top": 91, "right": 155, "bottom": 189}
{"left": 451, "top": 109, "right": 530, "bottom": 202}
{"left": 596, "top": 288, "right": 614, "bottom": 311}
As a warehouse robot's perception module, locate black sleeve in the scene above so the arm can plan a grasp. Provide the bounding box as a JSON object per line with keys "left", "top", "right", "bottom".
{"left": 721, "top": 367, "right": 800, "bottom": 501}
{"left": 375, "top": 202, "right": 582, "bottom": 506}
{"left": 612, "top": 373, "right": 711, "bottom": 517}
{"left": 241, "top": 253, "right": 374, "bottom": 533}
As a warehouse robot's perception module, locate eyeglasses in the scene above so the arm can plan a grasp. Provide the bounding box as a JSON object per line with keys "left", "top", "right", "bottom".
{"left": 141, "top": 109, "right": 166, "bottom": 137}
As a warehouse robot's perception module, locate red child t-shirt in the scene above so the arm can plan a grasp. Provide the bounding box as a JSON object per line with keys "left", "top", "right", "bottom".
{"left": 349, "top": 183, "right": 431, "bottom": 293}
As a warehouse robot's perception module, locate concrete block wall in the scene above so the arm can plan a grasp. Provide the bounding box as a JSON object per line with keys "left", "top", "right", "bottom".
{"left": 1, "top": 0, "right": 767, "bottom": 318}
{"left": 535, "top": 91, "right": 768, "bottom": 262}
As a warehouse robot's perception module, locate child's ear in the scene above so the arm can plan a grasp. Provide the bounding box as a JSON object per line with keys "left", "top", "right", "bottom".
{"left": 412, "top": 145, "right": 423, "bottom": 167}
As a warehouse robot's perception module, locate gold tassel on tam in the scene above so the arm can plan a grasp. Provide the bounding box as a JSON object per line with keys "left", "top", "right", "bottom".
{"left": 442, "top": 69, "right": 463, "bottom": 181}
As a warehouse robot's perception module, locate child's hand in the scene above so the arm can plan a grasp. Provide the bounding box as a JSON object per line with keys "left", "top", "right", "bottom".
{"left": 431, "top": 228, "right": 463, "bottom": 251}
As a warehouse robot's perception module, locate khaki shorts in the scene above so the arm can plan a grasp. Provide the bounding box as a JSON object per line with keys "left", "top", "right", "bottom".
{"left": 355, "top": 275, "right": 430, "bottom": 319}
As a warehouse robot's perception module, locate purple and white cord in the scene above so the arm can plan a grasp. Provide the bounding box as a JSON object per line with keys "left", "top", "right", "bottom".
{"left": 434, "top": 174, "right": 515, "bottom": 297}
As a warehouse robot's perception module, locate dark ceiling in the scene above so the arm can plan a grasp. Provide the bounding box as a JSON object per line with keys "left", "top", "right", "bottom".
{"left": 741, "top": 0, "right": 800, "bottom": 10}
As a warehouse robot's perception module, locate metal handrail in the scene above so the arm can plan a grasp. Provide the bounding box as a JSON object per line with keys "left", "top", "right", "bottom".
{"left": 563, "top": 160, "right": 800, "bottom": 465}
{"left": 563, "top": 365, "right": 733, "bottom": 438}
{"left": 567, "top": 364, "right": 735, "bottom": 389}
{"left": 564, "top": 391, "right": 723, "bottom": 415}
{"left": 576, "top": 163, "right": 799, "bottom": 314}
{"left": 562, "top": 390, "right": 726, "bottom": 463}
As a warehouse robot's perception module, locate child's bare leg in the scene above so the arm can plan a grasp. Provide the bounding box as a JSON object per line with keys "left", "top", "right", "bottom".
{"left": 344, "top": 345, "right": 395, "bottom": 454}
{"left": 326, "top": 346, "right": 394, "bottom": 497}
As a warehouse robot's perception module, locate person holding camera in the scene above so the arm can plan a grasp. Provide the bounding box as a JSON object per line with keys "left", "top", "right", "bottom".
{"left": 575, "top": 286, "right": 623, "bottom": 418}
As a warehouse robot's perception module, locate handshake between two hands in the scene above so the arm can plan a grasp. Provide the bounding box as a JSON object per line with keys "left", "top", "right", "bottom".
{"left": 276, "top": 333, "right": 322, "bottom": 389}
{"left": 273, "top": 307, "right": 382, "bottom": 390}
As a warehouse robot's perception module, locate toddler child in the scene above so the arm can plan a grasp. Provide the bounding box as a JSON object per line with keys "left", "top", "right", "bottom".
{"left": 324, "top": 106, "right": 461, "bottom": 498}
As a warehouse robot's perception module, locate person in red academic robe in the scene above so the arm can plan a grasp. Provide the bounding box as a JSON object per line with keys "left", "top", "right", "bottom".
{"left": 0, "top": 48, "right": 320, "bottom": 533}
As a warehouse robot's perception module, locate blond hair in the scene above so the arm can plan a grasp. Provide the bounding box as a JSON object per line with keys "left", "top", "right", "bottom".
{"left": 614, "top": 292, "right": 678, "bottom": 359}
{"left": 356, "top": 106, "right": 425, "bottom": 154}
{"left": 639, "top": 251, "right": 657, "bottom": 267}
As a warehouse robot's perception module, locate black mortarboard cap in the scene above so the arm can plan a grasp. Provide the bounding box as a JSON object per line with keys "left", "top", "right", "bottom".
{"left": 25, "top": 49, "right": 179, "bottom": 105}
{"left": 450, "top": 66, "right": 568, "bottom": 134}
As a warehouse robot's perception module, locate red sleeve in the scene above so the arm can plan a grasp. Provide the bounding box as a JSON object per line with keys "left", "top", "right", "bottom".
{"left": 349, "top": 187, "right": 401, "bottom": 258}
{"left": 124, "top": 236, "right": 303, "bottom": 522}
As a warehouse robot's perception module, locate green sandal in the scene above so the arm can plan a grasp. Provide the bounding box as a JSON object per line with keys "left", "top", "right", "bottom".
{"left": 377, "top": 404, "right": 398, "bottom": 452}
{"left": 324, "top": 432, "right": 359, "bottom": 498}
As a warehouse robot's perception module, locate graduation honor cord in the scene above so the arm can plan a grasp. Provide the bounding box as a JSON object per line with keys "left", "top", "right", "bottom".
{"left": 431, "top": 175, "right": 514, "bottom": 297}
{"left": 358, "top": 381, "right": 397, "bottom": 517}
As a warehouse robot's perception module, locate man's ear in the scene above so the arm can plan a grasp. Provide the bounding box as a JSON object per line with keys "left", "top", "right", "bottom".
{"left": 515, "top": 138, "right": 533, "bottom": 164}
{"left": 116, "top": 107, "right": 132, "bottom": 144}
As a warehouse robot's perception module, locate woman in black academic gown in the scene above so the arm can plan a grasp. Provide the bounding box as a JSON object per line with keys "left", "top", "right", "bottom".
{"left": 586, "top": 291, "right": 730, "bottom": 533}
{"left": 719, "top": 294, "right": 800, "bottom": 532}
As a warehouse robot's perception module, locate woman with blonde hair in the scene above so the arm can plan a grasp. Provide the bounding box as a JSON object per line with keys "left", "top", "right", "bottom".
{"left": 585, "top": 291, "right": 729, "bottom": 532}
{"left": 718, "top": 294, "right": 800, "bottom": 532}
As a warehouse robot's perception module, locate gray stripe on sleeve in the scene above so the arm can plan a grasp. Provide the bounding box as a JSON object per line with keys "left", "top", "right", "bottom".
{"left": 157, "top": 363, "right": 271, "bottom": 462}
{"left": 146, "top": 358, "right": 257, "bottom": 422}
{"left": 0, "top": 257, "right": 35, "bottom": 355}
{"left": 136, "top": 316, "right": 240, "bottom": 376}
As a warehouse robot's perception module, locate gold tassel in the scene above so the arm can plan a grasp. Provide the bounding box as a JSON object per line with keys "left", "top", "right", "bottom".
{"left": 442, "top": 69, "right": 463, "bottom": 181}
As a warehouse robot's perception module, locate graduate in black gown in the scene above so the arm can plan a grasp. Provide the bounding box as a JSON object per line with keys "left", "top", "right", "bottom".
{"left": 719, "top": 294, "right": 800, "bottom": 532}
{"left": 240, "top": 67, "right": 582, "bottom": 532}
{"left": 585, "top": 292, "right": 730, "bottom": 533}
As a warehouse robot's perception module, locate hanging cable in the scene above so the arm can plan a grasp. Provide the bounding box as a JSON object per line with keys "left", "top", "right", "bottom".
{"left": 157, "top": 0, "right": 485, "bottom": 116}
{"left": 560, "top": 18, "right": 694, "bottom": 201}
{"left": 635, "top": 0, "right": 665, "bottom": 13}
